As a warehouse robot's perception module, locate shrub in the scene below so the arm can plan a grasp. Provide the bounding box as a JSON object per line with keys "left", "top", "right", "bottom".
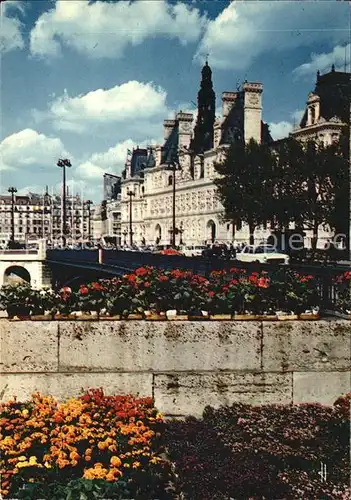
{"left": 165, "top": 396, "right": 350, "bottom": 499}
{"left": 334, "top": 271, "right": 351, "bottom": 313}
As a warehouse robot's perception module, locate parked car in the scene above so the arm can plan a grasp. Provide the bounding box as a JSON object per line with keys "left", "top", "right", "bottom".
{"left": 180, "top": 245, "right": 208, "bottom": 257}
{"left": 236, "top": 245, "right": 290, "bottom": 264}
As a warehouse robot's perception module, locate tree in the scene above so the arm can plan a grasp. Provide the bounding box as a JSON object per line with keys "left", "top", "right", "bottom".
{"left": 214, "top": 139, "right": 275, "bottom": 245}
{"left": 327, "top": 135, "right": 349, "bottom": 246}
{"left": 271, "top": 138, "right": 307, "bottom": 231}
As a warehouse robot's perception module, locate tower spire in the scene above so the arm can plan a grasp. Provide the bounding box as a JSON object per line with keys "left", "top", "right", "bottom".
{"left": 191, "top": 61, "right": 216, "bottom": 154}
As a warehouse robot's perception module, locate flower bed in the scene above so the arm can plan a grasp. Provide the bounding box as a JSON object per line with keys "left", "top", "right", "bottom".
{"left": 1, "top": 266, "right": 347, "bottom": 320}
{"left": 1, "top": 390, "right": 350, "bottom": 499}
{"left": 165, "top": 394, "right": 351, "bottom": 500}
{"left": 0, "top": 389, "right": 175, "bottom": 499}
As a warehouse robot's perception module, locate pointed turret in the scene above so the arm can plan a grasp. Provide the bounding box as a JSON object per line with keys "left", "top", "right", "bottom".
{"left": 191, "top": 60, "right": 216, "bottom": 154}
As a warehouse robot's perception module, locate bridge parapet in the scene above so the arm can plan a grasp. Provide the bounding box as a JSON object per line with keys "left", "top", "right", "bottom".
{"left": 0, "top": 240, "right": 49, "bottom": 288}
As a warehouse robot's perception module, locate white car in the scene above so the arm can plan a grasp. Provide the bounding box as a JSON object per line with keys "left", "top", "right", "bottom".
{"left": 180, "top": 245, "right": 207, "bottom": 257}
{"left": 236, "top": 245, "right": 290, "bottom": 264}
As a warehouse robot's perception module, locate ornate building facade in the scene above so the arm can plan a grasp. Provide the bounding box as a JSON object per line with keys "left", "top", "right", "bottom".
{"left": 0, "top": 190, "right": 92, "bottom": 247}
{"left": 118, "top": 64, "right": 350, "bottom": 248}
{"left": 120, "top": 62, "right": 272, "bottom": 246}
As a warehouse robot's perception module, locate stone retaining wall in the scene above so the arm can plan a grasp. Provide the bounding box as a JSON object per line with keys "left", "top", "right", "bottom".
{"left": 1, "top": 320, "right": 350, "bottom": 416}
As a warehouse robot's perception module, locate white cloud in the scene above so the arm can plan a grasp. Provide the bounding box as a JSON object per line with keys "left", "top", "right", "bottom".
{"left": 269, "top": 121, "right": 294, "bottom": 141}
{"left": 16, "top": 185, "right": 46, "bottom": 196}
{"left": 0, "top": 0, "right": 25, "bottom": 53}
{"left": 195, "top": 1, "right": 348, "bottom": 69}
{"left": 40, "top": 81, "right": 167, "bottom": 132}
{"left": 76, "top": 139, "right": 147, "bottom": 180}
{"left": 0, "top": 129, "right": 69, "bottom": 171}
{"left": 292, "top": 43, "right": 351, "bottom": 78}
{"left": 30, "top": 0, "right": 207, "bottom": 59}
{"left": 269, "top": 109, "right": 304, "bottom": 140}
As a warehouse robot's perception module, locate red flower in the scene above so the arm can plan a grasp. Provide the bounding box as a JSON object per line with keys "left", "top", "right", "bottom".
{"left": 136, "top": 267, "right": 149, "bottom": 277}
{"left": 144, "top": 281, "right": 151, "bottom": 288}
{"left": 91, "top": 282, "right": 104, "bottom": 291}
{"left": 230, "top": 267, "right": 240, "bottom": 274}
{"left": 128, "top": 274, "right": 136, "bottom": 282}
{"left": 159, "top": 275, "right": 169, "bottom": 282}
{"left": 79, "top": 286, "right": 89, "bottom": 296}
{"left": 208, "top": 291, "right": 215, "bottom": 297}
{"left": 257, "top": 277, "right": 270, "bottom": 288}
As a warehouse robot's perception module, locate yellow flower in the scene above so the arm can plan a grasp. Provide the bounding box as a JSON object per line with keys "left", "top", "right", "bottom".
{"left": 17, "top": 456, "right": 27, "bottom": 462}
{"left": 29, "top": 456, "right": 37, "bottom": 465}
{"left": 132, "top": 461, "right": 141, "bottom": 469}
{"left": 110, "top": 456, "right": 122, "bottom": 468}
{"left": 21, "top": 409, "right": 29, "bottom": 417}
{"left": 17, "top": 461, "right": 29, "bottom": 469}
{"left": 44, "top": 462, "right": 52, "bottom": 469}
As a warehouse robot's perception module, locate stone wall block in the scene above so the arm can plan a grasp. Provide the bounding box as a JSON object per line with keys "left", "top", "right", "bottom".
{"left": 262, "top": 320, "right": 351, "bottom": 372}
{"left": 59, "top": 321, "right": 261, "bottom": 372}
{"left": 154, "top": 372, "right": 293, "bottom": 416}
{"left": 0, "top": 321, "right": 58, "bottom": 372}
{"left": 293, "top": 372, "right": 351, "bottom": 405}
{"left": 0, "top": 373, "right": 153, "bottom": 402}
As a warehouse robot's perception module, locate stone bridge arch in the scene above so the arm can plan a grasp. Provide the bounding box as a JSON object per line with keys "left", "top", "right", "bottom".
{"left": 3, "top": 265, "right": 31, "bottom": 286}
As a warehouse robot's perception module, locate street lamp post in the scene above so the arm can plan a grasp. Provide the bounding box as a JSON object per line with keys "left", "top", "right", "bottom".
{"left": 57, "top": 158, "right": 72, "bottom": 247}
{"left": 86, "top": 200, "right": 93, "bottom": 243}
{"left": 165, "top": 147, "right": 181, "bottom": 248}
{"left": 8, "top": 187, "right": 17, "bottom": 245}
{"left": 127, "top": 190, "right": 135, "bottom": 246}
{"left": 122, "top": 229, "right": 128, "bottom": 247}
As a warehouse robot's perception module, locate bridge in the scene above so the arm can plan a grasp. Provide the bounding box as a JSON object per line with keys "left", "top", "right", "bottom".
{"left": 46, "top": 248, "right": 213, "bottom": 289}
{"left": 0, "top": 243, "right": 349, "bottom": 291}
{"left": 0, "top": 241, "right": 51, "bottom": 288}
{"left": 0, "top": 242, "right": 213, "bottom": 289}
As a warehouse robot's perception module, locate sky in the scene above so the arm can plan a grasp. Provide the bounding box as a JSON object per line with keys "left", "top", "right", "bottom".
{"left": 0, "top": 0, "right": 350, "bottom": 203}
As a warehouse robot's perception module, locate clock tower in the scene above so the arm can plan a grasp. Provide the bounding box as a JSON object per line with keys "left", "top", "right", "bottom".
{"left": 191, "top": 60, "right": 216, "bottom": 154}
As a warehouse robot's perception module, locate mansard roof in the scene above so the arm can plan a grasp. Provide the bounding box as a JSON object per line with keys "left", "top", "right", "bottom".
{"left": 130, "top": 148, "right": 148, "bottom": 177}
{"left": 300, "top": 69, "right": 350, "bottom": 128}
{"left": 162, "top": 124, "right": 179, "bottom": 165}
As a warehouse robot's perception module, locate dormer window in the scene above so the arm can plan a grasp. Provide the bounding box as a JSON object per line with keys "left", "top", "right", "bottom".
{"left": 310, "top": 106, "right": 315, "bottom": 124}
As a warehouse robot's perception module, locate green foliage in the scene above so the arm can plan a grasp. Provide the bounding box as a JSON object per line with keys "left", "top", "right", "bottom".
{"left": 214, "top": 136, "right": 349, "bottom": 248}
{"left": 214, "top": 139, "right": 275, "bottom": 242}
{"left": 15, "top": 478, "right": 132, "bottom": 500}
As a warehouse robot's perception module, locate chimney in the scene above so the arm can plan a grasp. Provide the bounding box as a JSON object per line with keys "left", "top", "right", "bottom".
{"left": 163, "top": 119, "right": 176, "bottom": 141}
{"left": 222, "top": 92, "right": 238, "bottom": 119}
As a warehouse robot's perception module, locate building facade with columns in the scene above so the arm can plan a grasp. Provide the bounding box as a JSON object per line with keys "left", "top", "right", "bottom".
{"left": 119, "top": 64, "right": 350, "bottom": 248}
{"left": 120, "top": 62, "right": 272, "bottom": 246}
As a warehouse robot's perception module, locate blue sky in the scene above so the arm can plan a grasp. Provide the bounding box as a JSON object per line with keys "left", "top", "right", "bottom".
{"left": 0, "top": 0, "right": 350, "bottom": 202}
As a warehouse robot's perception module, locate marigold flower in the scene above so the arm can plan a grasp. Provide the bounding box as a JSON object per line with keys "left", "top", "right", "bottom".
{"left": 110, "top": 456, "right": 122, "bottom": 467}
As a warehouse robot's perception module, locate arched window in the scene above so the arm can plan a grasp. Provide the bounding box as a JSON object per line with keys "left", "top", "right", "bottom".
{"left": 168, "top": 175, "right": 173, "bottom": 186}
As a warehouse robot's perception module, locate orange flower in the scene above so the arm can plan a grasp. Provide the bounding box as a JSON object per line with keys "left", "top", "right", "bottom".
{"left": 69, "top": 451, "right": 80, "bottom": 461}
{"left": 110, "top": 456, "right": 122, "bottom": 468}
